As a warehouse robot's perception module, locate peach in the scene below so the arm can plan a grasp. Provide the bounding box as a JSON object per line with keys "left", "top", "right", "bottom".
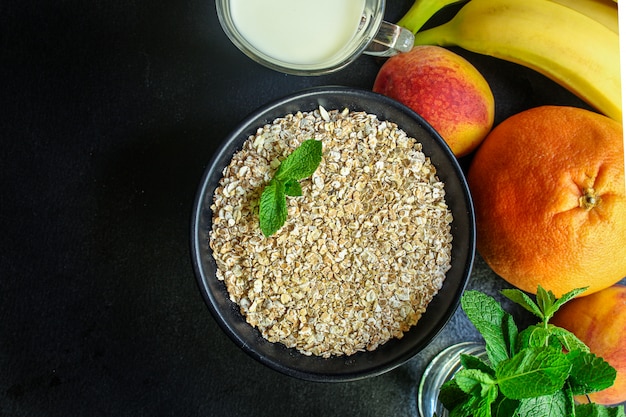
{"left": 551, "top": 284, "right": 626, "bottom": 405}
{"left": 373, "top": 45, "right": 494, "bottom": 157}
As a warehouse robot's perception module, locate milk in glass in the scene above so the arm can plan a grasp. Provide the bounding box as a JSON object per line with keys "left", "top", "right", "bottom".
{"left": 230, "top": 0, "right": 366, "bottom": 65}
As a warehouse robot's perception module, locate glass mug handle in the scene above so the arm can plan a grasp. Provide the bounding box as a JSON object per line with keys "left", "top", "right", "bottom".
{"left": 364, "top": 21, "right": 415, "bottom": 57}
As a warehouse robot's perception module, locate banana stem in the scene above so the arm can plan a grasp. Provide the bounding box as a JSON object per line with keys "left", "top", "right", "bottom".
{"left": 397, "top": 0, "right": 466, "bottom": 34}
{"left": 412, "top": 24, "right": 454, "bottom": 46}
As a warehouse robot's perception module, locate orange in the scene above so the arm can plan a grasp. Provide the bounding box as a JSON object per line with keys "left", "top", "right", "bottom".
{"left": 467, "top": 106, "right": 626, "bottom": 297}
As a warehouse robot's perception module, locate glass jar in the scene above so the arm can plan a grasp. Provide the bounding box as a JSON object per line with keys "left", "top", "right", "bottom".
{"left": 417, "top": 342, "right": 488, "bottom": 417}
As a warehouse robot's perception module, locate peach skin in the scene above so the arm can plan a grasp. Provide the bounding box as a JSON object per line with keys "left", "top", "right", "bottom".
{"left": 552, "top": 284, "right": 626, "bottom": 405}
{"left": 373, "top": 45, "right": 494, "bottom": 157}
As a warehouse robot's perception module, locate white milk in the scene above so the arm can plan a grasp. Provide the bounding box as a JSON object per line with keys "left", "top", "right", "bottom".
{"left": 230, "top": 0, "right": 366, "bottom": 65}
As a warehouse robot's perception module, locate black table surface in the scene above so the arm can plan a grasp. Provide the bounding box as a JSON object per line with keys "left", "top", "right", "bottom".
{"left": 2, "top": 1, "right": 624, "bottom": 415}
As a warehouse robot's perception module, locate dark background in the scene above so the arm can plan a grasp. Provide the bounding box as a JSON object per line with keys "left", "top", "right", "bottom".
{"left": 1, "top": 1, "right": 624, "bottom": 416}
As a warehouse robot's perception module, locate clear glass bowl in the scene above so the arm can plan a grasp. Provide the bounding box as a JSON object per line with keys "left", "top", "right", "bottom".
{"left": 418, "top": 342, "right": 488, "bottom": 417}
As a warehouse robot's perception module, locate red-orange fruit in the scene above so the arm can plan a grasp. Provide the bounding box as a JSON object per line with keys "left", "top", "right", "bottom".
{"left": 467, "top": 105, "right": 626, "bottom": 297}
{"left": 373, "top": 45, "right": 494, "bottom": 157}
{"left": 551, "top": 284, "right": 626, "bottom": 405}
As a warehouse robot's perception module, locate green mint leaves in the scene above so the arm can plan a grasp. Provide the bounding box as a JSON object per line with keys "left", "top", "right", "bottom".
{"left": 259, "top": 179, "right": 288, "bottom": 237}
{"left": 440, "top": 286, "right": 625, "bottom": 417}
{"left": 273, "top": 139, "right": 322, "bottom": 182}
{"left": 259, "top": 139, "right": 322, "bottom": 237}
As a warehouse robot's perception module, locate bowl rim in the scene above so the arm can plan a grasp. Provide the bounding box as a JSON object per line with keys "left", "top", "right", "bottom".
{"left": 190, "top": 86, "right": 476, "bottom": 382}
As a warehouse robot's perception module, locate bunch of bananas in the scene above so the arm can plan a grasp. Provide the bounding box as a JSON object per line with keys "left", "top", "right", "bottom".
{"left": 397, "top": 0, "right": 621, "bottom": 121}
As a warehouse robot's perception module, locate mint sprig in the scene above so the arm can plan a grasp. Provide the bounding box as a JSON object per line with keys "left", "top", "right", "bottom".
{"left": 440, "top": 286, "right": 625, "bottom": 417}
{"left": 258, "top": 139, "right": 322, "bottom": 237}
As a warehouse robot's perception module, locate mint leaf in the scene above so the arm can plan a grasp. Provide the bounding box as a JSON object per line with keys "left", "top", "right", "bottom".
{"left": 544, "top": 286, "right": 588, "bottom": 320}
{"left": 502, "top": 288, "right": 544, "bottom": 320}
{"left": 503, "top": 286, "right": 588, "bottom": 324}
{"left": 493, "top": 396, "right": 519, "bottom": 417}
{"left": 442, "top": 288, "right": 624, "bottom": 417}
{"left": 536, "top": 286, "right": 558, "bottom": 320}
{"left": 496, "top": 347, "right": 571, "bottom": 399}
{"left": 258, "top": 140, "right": 322, "bottom": 236}
{"left": 576, "top": 402, "right": 626, "bottom": 417}
{"left": 516, "top": 389, "right": 572, "bottom": 417}
{"left": 549, "top": 325, "right": 589, "bottom": 353}
{"left": 275, "top": 139, "right": 322, "bottom": 181}
{"left": 462, "top": 291, "right": 517, "bottom": 366}
{"left": 517, "top": 323, "right": 589, "bottom": 355}
{"left": 567, "top": 349, "right": 616, "bottom": 395}
{"left": 439, "top": 379, "right": 468, "bottom": 412}
{"left": 455, "top": 368, "right": 497, "bottom": 396}
{"left": 259, "top": 179, "right": 286, "bottom": 237}
{"left": 477, "top": 385, "right": 499, "bottom": 417}
{"left": 503, "top": 313, "right": 518, "bottom": 357}
{"left": 461, "top": 354, "right": 495, "bottom": 376}
{"left": 449, "top": 390, "right": 496, "bottom": 417}
{"left": 284, "top": 179, "right": 302, "bottom": 197}
{"left": 517, "top": 325, "right": 556, "bottom": 349}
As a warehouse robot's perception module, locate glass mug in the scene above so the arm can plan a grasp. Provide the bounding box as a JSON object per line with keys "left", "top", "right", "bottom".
{"left": 215, "top": 0, "right": 415, "bottom": 75}
{"left": 418, "top": 342, "right": 488, "bottom": 417}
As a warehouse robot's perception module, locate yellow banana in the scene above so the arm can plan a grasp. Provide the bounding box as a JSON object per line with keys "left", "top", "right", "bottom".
{"left": 549, "top": 0, "right": 618, "bottom": 33}
{"left": 397, "top": 0, "right": 619, "bottom": 34}
{"left": 413, "top": 0, "right": 622, "bottom": 121}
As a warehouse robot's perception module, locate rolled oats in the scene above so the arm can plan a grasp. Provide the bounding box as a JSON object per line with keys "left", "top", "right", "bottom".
{"left": 209, "top": 107, "right": 453, "bottom": 358}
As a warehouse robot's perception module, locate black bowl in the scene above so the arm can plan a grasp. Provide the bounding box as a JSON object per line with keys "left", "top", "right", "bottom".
{"left": 191, "top": 86, "right": 475, "bottom": 382}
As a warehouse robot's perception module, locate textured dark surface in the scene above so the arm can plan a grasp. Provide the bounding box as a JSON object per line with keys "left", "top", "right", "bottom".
{"left": 1, "top": 1, "right": 624, "bottom": 416}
